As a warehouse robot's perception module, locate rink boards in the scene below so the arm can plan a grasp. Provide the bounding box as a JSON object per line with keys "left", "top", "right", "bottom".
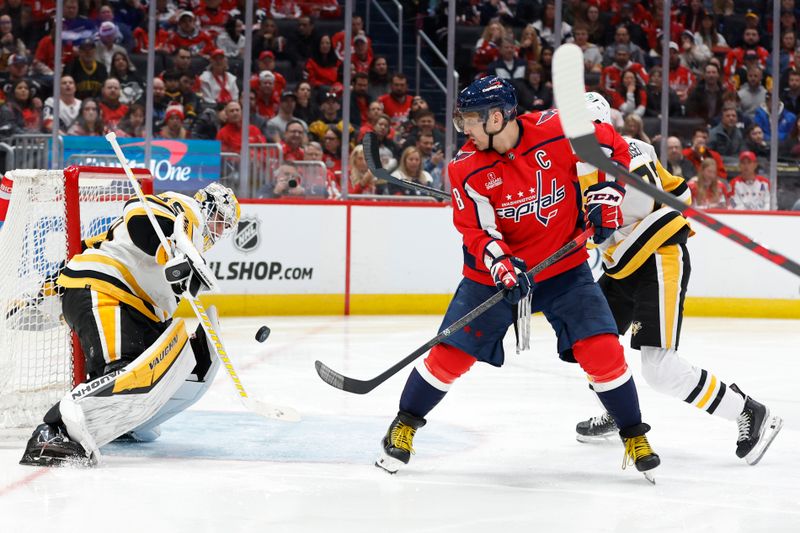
{"left": 185, "top": 200, "right": 800, "bottom": 319}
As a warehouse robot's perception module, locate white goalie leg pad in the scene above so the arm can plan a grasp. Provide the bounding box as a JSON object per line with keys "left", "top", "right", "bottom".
{"left": 640, "top": 346, "right": 701, "bottom": 400}
{"left": 60, "top": 318, "right": 196, "bottom": 451}
{"left": 125, "top": 306, "right": 223, "bottom": 441}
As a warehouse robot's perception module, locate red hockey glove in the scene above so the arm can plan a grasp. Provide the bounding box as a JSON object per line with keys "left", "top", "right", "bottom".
{"left": 489, "top": 256, "right": 532, "bottom": 305}
{"left": 584, "top": 181, "right": 625, "bottom": 245}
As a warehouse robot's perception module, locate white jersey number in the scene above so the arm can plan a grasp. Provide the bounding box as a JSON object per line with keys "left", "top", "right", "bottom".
{"left": 452, "top": 188, "right": 465, "bottom": 210}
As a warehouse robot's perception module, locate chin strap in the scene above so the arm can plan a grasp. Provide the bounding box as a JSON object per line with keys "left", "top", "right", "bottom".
{"left": 483, "top": 115, "right": 515, "bottom": 152}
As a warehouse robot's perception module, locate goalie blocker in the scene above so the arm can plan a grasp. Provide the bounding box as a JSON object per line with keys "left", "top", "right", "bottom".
{"left": 20, "top": 306, "right": 222, "bottom": 466}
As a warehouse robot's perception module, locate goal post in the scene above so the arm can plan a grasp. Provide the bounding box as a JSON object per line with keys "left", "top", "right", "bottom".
{"left": 0, "top": 165, "right": 153, "bottom": 434}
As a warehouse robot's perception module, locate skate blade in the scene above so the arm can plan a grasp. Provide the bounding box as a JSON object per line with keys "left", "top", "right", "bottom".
{"left": 643, "top": 472, "right": 656, "bottom": 485}
{"left": 576, "top": 433, "right": 616, "bottom": 444}
{"left": 746, "top": 416, "right": 783, "bottom": 466}
{"left": 375, "top": 448, "right": 405, "bottom": 474}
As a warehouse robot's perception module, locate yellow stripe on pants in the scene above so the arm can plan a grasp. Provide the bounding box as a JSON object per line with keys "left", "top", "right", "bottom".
{"left": 656, "top": 245, "right": 682, "bottom": 349}
{"left": 94, "top": 292, "right": 121, "bottom": 363}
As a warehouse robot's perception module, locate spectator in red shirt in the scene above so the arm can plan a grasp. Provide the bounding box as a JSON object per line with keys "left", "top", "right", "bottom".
{"left": 320, "top": 126, "right": 342, "bottom": 174}
{"left": 472, "top": 21, "right": 504, "bottom": 77}
{"left": 682, "top": 128, "right": 727, "bottom": 179}
{"left": 378, "top": 73, "right": 413, "bottom": 128}
{"left": 332, "top": 15, "right": 371, "bottom": 61}
{"left": 305, "top": 34, "right": 340, "bottom": 88}
{"left": 729, "top": 151, "right": 770, "bottom": 210}
{"left": 667, "top": 41, "right": 695, "bottom": 104}
{"left": 196, "top": 0, "right": 229, "bottom": 39}
{"left": 254, "top": 70, "right": 279, "bottom": 119}
{"left": 352, "top": 33, "right": 373, "bottom": 74}
{"left": 268, "top": 0, "right": 302, "bottom": 20}
{"left": 600, "top": 44, "right": 648, "bottom": 97}
{"left": 348, "top": 144, "right": 379, "bottom": 194}
{"left": 216, "top": 100, "right": 267, "bottom": 153}
{"left": 249, "top": 51, "right": 286, "bottom": 95}
{"left": 357, "top": 100, "right": 384, "bottom": 141}
{"left": 281, "top": 119, "right": 306, "bottom": 161}
{"left": 611, "top": 70, "right": 647, "bottom": 117}
{"left": 168, "top": 11, "right": 215, "bottom": 58}
{"left": 723, "top": 28, "right": 769, "bottom": 82}
{"left": 98, "top": 77, "right": 128, "bottom": 132}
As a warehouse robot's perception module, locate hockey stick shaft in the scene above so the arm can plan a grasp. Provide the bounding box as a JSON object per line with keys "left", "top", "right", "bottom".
{"left": 315, "top": 228, "right": 593, "bottom": 394}
{"left": 362, "top": 132, "right": 451, "bottom": 200}
{"left": 553, "top": 44, "right": 800, "bottom": 278}
{"left": 105, "top": 133, "right": 299, "bottom": 421}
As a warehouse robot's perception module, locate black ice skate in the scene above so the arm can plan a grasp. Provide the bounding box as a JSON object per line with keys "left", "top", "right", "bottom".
{"left": 375, "top": 411, "right": 426, "bottom": 474}
{"left": 730, "top": 383, "right": 783, "bottom": 465}
{"left": 620, "top": 423, "right": 660, "bottom": 484}
{"left": 575, "top": 411, "right": 618, "bottom": 443}
{"left": 19, "top": 423, "right": 93, "bottom": 467}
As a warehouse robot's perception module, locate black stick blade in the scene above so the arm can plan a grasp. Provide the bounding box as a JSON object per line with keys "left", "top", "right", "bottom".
{"left": 362, "top": 132, "right": 383, "bottom": 171}
{"left": 314, "top": 360, "right": 376, "bottom": 394}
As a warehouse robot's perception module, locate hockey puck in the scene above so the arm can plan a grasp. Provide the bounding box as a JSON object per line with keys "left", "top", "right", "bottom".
{"left": 255, "top": 325, "right": 271, "bottom": 343}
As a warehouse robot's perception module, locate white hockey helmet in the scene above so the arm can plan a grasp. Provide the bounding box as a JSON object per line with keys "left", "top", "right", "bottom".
{"left": 585, "top": 92, "right": 611, "bottom": 125}
{"left": 194, "top": 182, "right": 241, "bottom": 251}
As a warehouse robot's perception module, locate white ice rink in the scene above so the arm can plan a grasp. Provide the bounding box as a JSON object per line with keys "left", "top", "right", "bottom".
{"left": 1, "top": 314, "right": 798, "bottom": 533}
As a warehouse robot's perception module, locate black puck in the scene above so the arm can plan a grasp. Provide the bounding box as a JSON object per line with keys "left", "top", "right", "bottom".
{"left": 255, "top": 325, "right": 271, "bottom": 343}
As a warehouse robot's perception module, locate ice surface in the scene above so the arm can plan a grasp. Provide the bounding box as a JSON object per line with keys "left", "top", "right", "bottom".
{"left": 1, "top": 315, "right": 798, "bottom": 533}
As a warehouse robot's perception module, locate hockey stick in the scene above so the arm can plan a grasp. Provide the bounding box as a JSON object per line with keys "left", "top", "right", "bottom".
{"left": 104, "top": 133, "right": 300, "bottom": 421}
{"left": 552, "top": 44, "right": 800, "bottom": 278}
{"left": 315, "top": 228, "right": 593, "bottom": 394}
{"left": 362, "top": 132, "right": 450, "bottom": 201}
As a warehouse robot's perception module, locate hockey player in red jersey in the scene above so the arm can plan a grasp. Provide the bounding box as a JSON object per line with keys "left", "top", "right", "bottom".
{"left": 376, "top": 76, "right": 660, "bottom": 478}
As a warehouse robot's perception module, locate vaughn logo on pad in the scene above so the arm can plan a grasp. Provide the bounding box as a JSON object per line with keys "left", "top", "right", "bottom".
{"left": 233, "top": 217, "right": 261, "bottom": 252}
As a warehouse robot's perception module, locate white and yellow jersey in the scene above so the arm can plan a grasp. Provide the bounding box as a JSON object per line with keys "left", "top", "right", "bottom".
{"left": 578, "top": 137, "right": 694, "bottom": 279}
{"left": 57, "top": 192, "right": 207, "bottom": 322}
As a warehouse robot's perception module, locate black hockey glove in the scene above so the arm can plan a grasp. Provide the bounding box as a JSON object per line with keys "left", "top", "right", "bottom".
{"left": 164, "top": 255, "right": 212, "bottom": 298}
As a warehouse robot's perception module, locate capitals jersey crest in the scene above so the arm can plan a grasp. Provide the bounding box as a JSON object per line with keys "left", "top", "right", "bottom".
{"left": 447, "top": 111, "right": 630, "bottom": 286}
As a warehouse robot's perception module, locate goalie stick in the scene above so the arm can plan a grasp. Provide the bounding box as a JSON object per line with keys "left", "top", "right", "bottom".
{"left": 552, "top": 43, "right": 800, "bottom": 278}
{"left": 362, "top": 132, "right": 451, "bottom": 201}
{"left": 105, "top": 133, "right": 300, "bottom": 422}
{"left": 315, "top": 228, "right": 593, "bottom": 394}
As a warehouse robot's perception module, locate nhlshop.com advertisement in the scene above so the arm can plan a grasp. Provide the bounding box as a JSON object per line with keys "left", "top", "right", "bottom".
{"left": 205, "top": 203, "right": 347, "bottom": 294}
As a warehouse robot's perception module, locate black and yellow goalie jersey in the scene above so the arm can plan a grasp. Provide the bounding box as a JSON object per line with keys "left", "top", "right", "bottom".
{"left": 57, "top": 192, "right": 207, "bottom": 322}
{"left": 578, "top": 137, "right": 694, "bottom": 279}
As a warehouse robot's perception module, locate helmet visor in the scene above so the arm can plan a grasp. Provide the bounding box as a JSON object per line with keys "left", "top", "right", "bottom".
{"left": 452, "top": 109, "right": 487, "bottom": 133}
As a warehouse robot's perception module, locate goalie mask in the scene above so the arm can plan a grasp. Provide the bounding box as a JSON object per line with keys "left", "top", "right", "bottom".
{"left": 194, "top": 183, "right": 241, "bottom": 251}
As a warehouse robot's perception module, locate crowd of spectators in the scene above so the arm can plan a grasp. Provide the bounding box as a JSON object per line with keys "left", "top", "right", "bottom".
{"left": 0, "top": 0, "right": 446, "bottom": 200}
{"left": 446, "top": 0, "right": 800, "bottom": 210}
{"left": 0, "top": 0, "right": 796, "bottom": 208}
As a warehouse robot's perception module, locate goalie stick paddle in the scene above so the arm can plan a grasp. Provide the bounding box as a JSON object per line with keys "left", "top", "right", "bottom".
{"left": 362, "top": 132, "right": 451, "bottom": 201}
{"left": 314, "top": 228, "right": 593, "bottom": 394}
{"left": 552, "top": 44, "right": 800, "bottom": 279}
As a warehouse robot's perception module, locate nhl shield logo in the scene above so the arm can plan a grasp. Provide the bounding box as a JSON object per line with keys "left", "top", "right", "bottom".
{"left": 233, "top": 217, "right": 260, "bottom": 252}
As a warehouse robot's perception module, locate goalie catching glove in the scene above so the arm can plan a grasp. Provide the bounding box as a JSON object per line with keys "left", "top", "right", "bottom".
{"left": 584, "top": 181, "right": 625, "bottom": 245}
{"left": 489, "top": 255, "right": 532, "bottom": 305}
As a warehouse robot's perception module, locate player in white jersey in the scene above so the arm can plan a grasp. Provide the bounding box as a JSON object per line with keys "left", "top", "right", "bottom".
{"left": 574, "top": 93, "right": 783, "bottom": 465}
{"left": 19, "top": 182, "right": 241, "bottom": 466}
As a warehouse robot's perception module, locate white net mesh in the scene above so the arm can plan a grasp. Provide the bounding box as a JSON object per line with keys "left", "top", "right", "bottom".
{"left": 0, "top": 168, "right": 144, "bottom": 434}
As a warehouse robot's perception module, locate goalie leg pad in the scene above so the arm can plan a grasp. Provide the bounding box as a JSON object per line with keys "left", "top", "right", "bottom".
{"left": 59, "top": 318, "right": 196, "bottom": 451}
{"left": 124, "top": 306, "right": 223, "bottom": 441}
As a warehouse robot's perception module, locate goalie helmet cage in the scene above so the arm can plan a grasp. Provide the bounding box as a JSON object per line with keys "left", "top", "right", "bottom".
{"left": 0, "top": 165, "right": 153, "bottom": 435}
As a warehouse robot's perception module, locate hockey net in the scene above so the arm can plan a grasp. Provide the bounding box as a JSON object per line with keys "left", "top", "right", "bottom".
{"left": 0, "top": 166, "right": 152, "bottom": 436}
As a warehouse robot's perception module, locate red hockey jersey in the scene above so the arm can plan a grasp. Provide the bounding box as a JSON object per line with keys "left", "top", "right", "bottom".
{"left": 448, "top": 110, "right": 630, "bottom": 286}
